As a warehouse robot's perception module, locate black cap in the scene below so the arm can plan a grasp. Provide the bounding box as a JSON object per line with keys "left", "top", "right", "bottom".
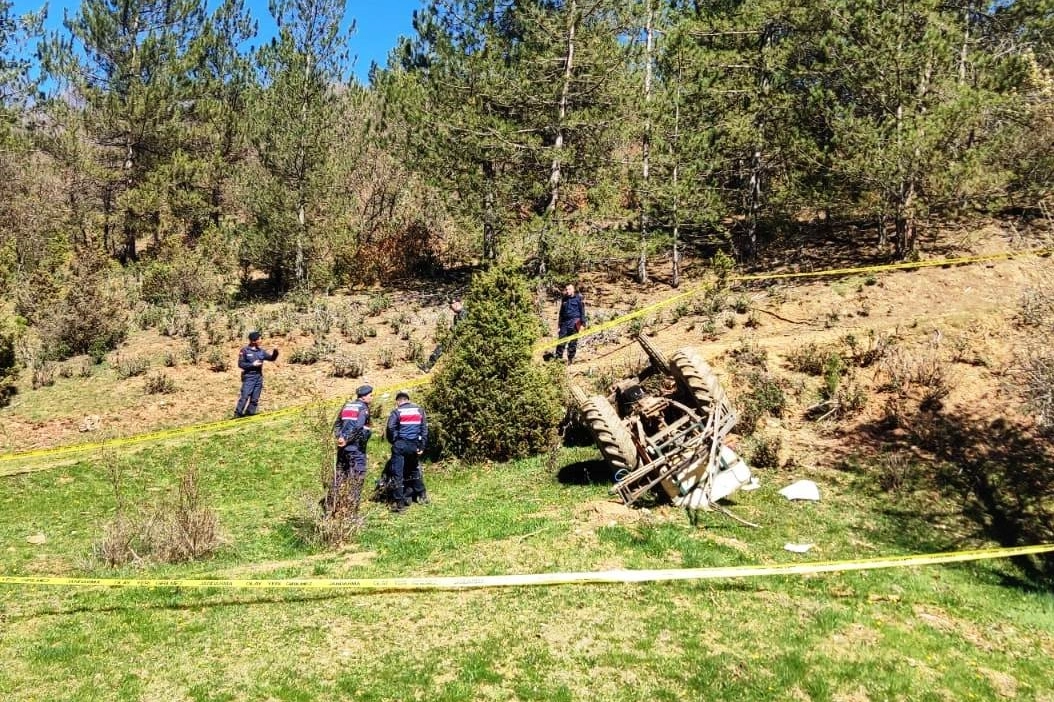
{"left": 356, "top": 385, "right": 373, "bottom": 397}
{"left": 248, "top": 330, "right": 261, "bottom": 342}
{"left": 395, "top": 390, "right": 410, "bottom": 401}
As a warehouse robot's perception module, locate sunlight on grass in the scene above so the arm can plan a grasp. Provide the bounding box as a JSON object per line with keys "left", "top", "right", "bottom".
{"left": 2, "top": 423, "right": 1053, "bottom": 701}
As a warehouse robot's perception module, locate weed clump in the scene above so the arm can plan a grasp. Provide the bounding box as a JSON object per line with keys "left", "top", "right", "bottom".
{"left": 746, "top": 433, "right": 782, "bottom": 470}
{"left": 737, "top": 370, "right": 786, "bottom": 435}
{"left": 425, "top": 265, "right": 565, "bottom": 462}
{"left": 95, "top": 461, "right": 222, "bottom": 567}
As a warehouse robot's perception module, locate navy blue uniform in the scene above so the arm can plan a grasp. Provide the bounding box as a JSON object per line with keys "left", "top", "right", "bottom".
{"left": 334, "top": 398, "right": 371, "bottom": 477}
{"left": 555, "top": 293, "right": 587, "bottom": 363}
{"left": 234, "top": 345, "right": 278, "bottom": 416}
{"left": 327, "top": 398, "right": 371, "bottom": 511}
{"left": 386, "top": 401, "right": 429, "bottom": 507}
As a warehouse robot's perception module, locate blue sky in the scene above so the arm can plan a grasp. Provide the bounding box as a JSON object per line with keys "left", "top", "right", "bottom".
{"left": 11, "top": 0, "right": 421, "bottom": 83}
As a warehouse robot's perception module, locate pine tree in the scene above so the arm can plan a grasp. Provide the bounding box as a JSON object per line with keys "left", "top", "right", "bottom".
{"left": 41, "top": 0, "right": 206, "bottom": 262}
{"left": 246, "top": 0, "right": 351, "bottom": 290}
{"left": 424, "top": 265, "right": 565, "bottom": 462}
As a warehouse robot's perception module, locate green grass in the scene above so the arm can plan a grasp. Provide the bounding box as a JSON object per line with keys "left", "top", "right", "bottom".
{"left": 1, "top": 418, "right": 1053, "bottom": 701}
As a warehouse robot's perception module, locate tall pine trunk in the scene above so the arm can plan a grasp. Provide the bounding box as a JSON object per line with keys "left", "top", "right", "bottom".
{"left": 637, "top": 0, "right": 654, "bottom": 284}
{"left": 539, "top": 0, "right": 578, "bottom": 278}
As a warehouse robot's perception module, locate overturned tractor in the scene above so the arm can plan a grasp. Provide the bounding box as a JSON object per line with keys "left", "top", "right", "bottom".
{"left": 572, "top": 336, "right": 753, "bottom": 511}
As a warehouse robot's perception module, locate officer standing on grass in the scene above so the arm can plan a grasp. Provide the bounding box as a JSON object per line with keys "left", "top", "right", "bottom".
{"left": 328, "top": 385, "right": 374, "bottom": 512}
{"left": 234, "top": 331, "right": 279, "bottom": 417}
{"left": 385, "top": 390, "right": 429, "bottom": 513}
{"left": 554, "top": 283, "right": 587, "bottom": 365}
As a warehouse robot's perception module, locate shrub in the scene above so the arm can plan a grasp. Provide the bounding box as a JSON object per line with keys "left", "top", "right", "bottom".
{"left": 331, "top": 354, "right": 364, "bottom": 378}
{"left": 148, "top": 466, "right": 222, "bottom": 563}
{"left": 299, "top": 398, "right": 365, "bottom": 548}
{"left": 95, "top": 461, "right": 222, "bottom": 567}
{"left": 206, "top": 348, "right": 228, "bottom": 372}
{"left": 842, "top": 330, "right": 894, "bottom": 368}
{"left": 377, "top": 347, "right": 395, "bottom": 369}
{"left": 425, "top": 265, "right": 566, "bottom": 462}
{"left": 144, "top": 372, "right": 176, "bottom": 394}
{"left": 31, "top": 360, "right": 56, "bottom": 389}
{"left": 1016, "top": 347, "right": 1054, "bottom": 435}
{"left": 366, "top": 293, "right": 392, "bottom": 317}
{"left": 15, "top": 251, "right": 130, "bottom": 360}
{"left": 116, "top": 355, "right": 150, "bottom": 379}
{"left": 738, "top": 371, "right": 786, "bottom": 435}
{"left": 877, "top": 451, "right": 916, "bottom": 493}
{"left": 404, "top": 339, "right": 425, "bottom": 365}
{"left": 0, "top": 316, "right": 24, "bottom": 395}
{"left": 747, "top": 433, "right": 782, "bottom": 470}
{"left": 730, "top": 338, "right": 767, "bottom": 369}
{"left": 290, "top": 344, "right": 323, "bottom": 365}
{"left": 787, "top": 343, "right": 839, "bottom": 376}
{"left": 186, "top": 335, "right": 203, "bottom": 364}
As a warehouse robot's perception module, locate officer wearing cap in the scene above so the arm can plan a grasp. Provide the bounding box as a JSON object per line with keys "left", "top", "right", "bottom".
{"left": 385, "top": 390, "right": 429, "bottom": 512}
{"left": 328, "top": 385, "right": 374, "bottom": 512}
{"left": 234, "top": 331, "right": 279, "bottom": 417}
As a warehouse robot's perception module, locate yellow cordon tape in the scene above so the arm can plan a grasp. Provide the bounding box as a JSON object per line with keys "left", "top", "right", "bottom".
{"left": 534, "top": 246, "right": 1054, "bottom": 353}
{"left": 2, "top": 246, "right": 1051, "bottom": 470}
{"left": 1, "top": 544, "right": 1051, "bottom": 591}
{"left": 0, "top": 376, "right": 432, "bottom": 473}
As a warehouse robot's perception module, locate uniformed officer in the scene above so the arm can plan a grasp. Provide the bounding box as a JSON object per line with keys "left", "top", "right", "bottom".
{"left": 385, "top": 390, "right": 429, "bottom": 513}
{"left": 234, "top": 331, "right": 279, "bottom": 417}
{"left": 554, "top": 283, "right": 587, "bottom": 365}
{"left": 328, "top": 384, "right": 374, "bottom": 513}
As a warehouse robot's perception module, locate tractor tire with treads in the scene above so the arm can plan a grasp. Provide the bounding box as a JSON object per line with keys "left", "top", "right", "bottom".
{"left": 579, "top": 394, "right": 640, "bottom": 476}
{"left": 669, "top": 347, "right": 736, "bottom": 422}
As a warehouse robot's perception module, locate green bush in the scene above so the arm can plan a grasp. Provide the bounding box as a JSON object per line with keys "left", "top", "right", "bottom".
{"left": 116, "top": 355, "right": 151, "bottom": 379}
{"left": 738, "top": 370, "right": 786, "bottom": 435}
{"left": 0, "top": 316, "right": 23, "bottom": 400}
{"left": 425, "top": 265, "right": 566, "bottom": 462}
{"left": 144, "top": 372, "right": 176, "bottom": 395}
{"left": 15, "top": 251, "right": 130, "bottom": 360}
{"left": 787, "top": 343, "right": 841, "bottom": 376}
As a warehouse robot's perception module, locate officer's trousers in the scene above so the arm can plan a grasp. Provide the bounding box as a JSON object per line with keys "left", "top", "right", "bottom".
{"left": 555, "top": 320, "right": 580, "bottom": 362}
{"left": 328, "top": 447, "right": 366, "bottom": 514}
{"left": 389, "top": 440, "right": 425, "bottom": 506}
{"left": 235, "top": 373, "right": 263, "bottom": 416}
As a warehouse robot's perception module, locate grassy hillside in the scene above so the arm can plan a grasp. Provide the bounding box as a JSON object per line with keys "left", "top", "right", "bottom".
{"left": 1, "top": 411, "right": 1053, "bottom": 701}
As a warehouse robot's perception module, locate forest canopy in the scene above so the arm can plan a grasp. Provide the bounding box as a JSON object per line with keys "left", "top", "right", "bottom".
{"left": 0, "top": 0, "right": 1051, "bottom": 317}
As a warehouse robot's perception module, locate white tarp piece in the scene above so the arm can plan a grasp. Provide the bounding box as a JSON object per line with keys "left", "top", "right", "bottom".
{"left": 741, "top": 476, "right": 762, "bottom": 492}
{"left": 784, "top": 542, "right": 814, "bottom": 553}
{"left": 778, "top": 480, "right": 821, "bottom": 501}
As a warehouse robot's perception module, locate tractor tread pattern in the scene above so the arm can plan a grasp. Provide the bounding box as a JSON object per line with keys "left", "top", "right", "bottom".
{"left": 579, "top": 394, "right": 639, "bottom": 475}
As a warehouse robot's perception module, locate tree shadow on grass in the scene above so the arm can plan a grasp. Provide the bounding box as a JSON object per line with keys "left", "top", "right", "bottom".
{"left": 855, "top": 410, "right": 1054, "bottom": 590}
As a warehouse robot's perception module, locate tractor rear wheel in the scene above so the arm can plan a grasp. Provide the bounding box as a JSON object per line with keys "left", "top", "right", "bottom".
{"left": 579, "top": 394, "right": 640, "bottom": 476}
{"left": 669, "top": 347, "right": 735, "bottom": 421}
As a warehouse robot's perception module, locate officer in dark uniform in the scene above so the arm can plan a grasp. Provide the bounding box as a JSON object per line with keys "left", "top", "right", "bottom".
{"left": 234, "top": 331, "right": 279, "bottom": 417}
{"left": 328, "top": 384, "right": 374, "bottom": 512}
{"left": 555, "top": 283, "right": 587, "bottom": 365}
{"left": 385, "top": 390, "right": 429, "bottom": 512}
